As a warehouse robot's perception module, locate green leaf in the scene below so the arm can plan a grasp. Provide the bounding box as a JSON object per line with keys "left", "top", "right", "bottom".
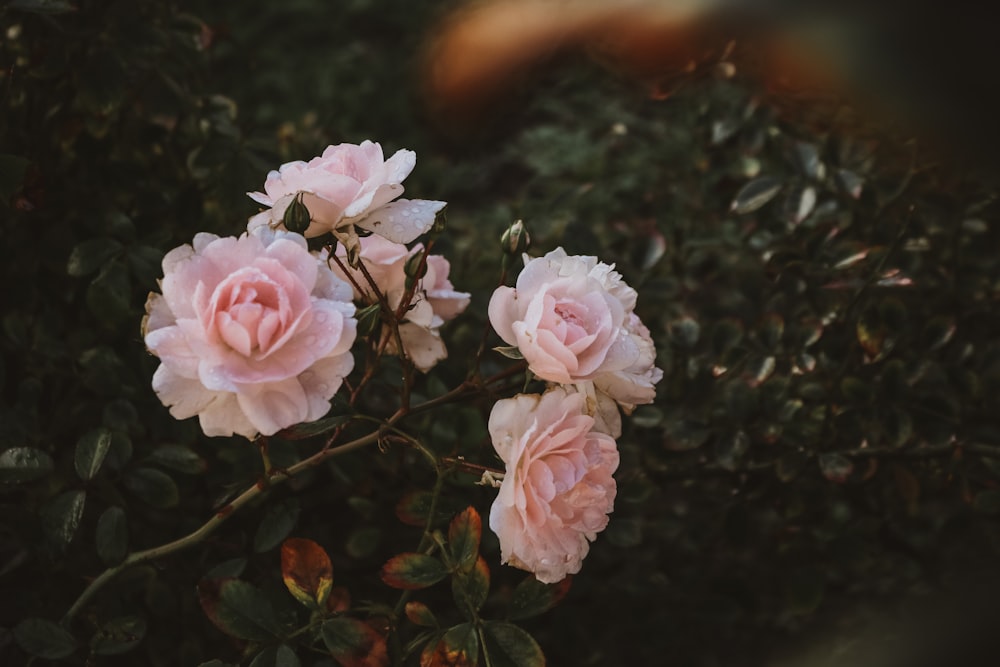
{"left": 146, "top": 444, "right": 207, "bottom": 474}
{"left": 731, "top": 176, "right": 782, "bottom": 214}
{"left": 405, "top": 601, "right": 437, "bottom": 627}
{"left": 509, "top": 575, "right": 572, "bottom": 621}
{"left": 492, "top": 345, "right": 524, "bottom": 360}
{"left": 452, "top": 556, "right": 490, "bottom": 619}
{"left": 281, "top": 537, "right": 333, "bottom": 607}
{"left": 448, "top": 506, "right": 482, "bottom": 572}
{"left": 395, "top": 490, "right": 469, "bottom": 527}
{"left": 205, "top": 558, "right": 248, "bottom": 579}
{"left": 75, "top": 427, "right": 112, "bottom": 481}
{"left": 321, "top": 617, "right": 388, "bottom": 667}
{"left": 249, "top": 644, "right": 301, "bottom": 667}
{"left": 254, "top": 498, "right": 301, "bottom": 553}
{"left": 197, "top": 578, "right": 281, "bottom": 641}
{"left": 381, "top": 553, "right": 448, "bottom": 590}
{"left": 86, "top": 261, "right": 131, "bottom": 325}
{"left": 42, "top": 489, "right": 86, "bottom": 548}
{"left": 0, "top": 446, "right": 53, "bottom": 483}
{"left": 90, "top": 615, "right": 146, "bottom": 655}
{"left": 481, "top": 622, "right": 544, "bottom": 667}
{"left": 280, "top": 415, "right": 351, "bottom": 440}
{"left": 714, "top": 431, "right": 750, "bottom": 472}
{"left": 14, "top": 617, "right": 78, "bottom": 659}
{"left": 123, "top": 467, "right": 179, "bottom": 508}
{"left": 96, "top": 506, "right": 128, "bottom": 566}
{"left": 67, "top": 238, "right": 124, "bottom": 277}
{"left": 421, "top": 623, "right": 478, "bottom": 667}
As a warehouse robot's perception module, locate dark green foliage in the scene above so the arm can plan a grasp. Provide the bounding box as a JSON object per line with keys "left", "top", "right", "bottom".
{"left": 4, "top": 0, "right": 1000, "bottom": 665}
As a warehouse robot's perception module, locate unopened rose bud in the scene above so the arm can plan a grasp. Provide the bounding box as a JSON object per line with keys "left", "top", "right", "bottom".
{"left": 404, "top": 250, "right": 427, "bottom": 291}
{"left": 500, "top": 219, "right": 530, "bottom": 255}
{"left": 355, "top": 303, "right": 382, "bottom": 338}
{"left": 282, "top": 193, "right": 311, "bottom": 234}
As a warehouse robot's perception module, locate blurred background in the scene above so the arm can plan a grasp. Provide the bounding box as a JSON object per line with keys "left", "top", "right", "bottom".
{"left": 3, "top": 0, "right": 1000, "bottom": 664}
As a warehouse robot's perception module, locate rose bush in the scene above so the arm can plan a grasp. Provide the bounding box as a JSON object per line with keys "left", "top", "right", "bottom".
{"left": 247, "top": 140, "right": 445, "bottom": 249}
{"left": 488, "top": 248, "right": 661, "bottom": 431}
{"left": 143, "top": 227, "right": 357, "bottom": 438}
{"left": 488, "top": 387, "right": 620, "bottom": 583}
{"left": 332, "top": 234, "right": 470, "bottom": 371}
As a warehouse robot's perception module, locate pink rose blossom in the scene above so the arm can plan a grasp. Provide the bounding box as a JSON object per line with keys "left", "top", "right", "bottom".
{"left": 488, "top": 248, "right": 661, "bottom": 416}
{"left": 488, "top": 388, "right": 619, "bottom": 583}
{"left": 247, "top": 140, "right": 445, "bottom": 250}
{"left": 143, "top": 227, "right": 357, "bottom": 438}
{"left": 332, "top": 235, "right": 469, "bottom": 371}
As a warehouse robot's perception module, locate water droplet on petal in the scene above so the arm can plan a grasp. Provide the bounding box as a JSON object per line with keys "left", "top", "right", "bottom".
{"left": 315, "top": 311, "right": 328, "bottom": 323}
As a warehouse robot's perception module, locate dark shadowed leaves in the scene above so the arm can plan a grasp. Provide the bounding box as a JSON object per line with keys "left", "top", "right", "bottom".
{"left": 0, "top": 446, "right": 53, "bottom": 483}
{"left": 249, "top": 644, "right": 301, "bottom": 667}
{"left": 406, "top": 601, "right": 437, "bottom": 627}
{"left": 90, "top": 615, "right": 146, "bottom": 655}
{"left": 452, "top": 556, "right": 490, "bottom": 618}
{"left": 731, "top": 176, "right": 782, "bottom": 214}
{"left": 819, "top": 453, "right": 854, "bottom": 483}
{"left": 197, "top": 578, "right": 281, "bottom": 641}
{"left": 123, "top": 467, "right": 179, "bottom": 508}
{"left": 322, "top": 618, "right": 388, "bottom": 667}
{"left": 75, "top": 427, "right": 112, "bottom": 481}
{"left": 481, "top": 622, "right": 544, "bottom": 667}
{"left": 42, "top": 490, "right": 86, "bottom": 548}
{"left": 14, "top": 617, "right": 78, "bottom": 659}
{"left": 508, "top": 575, "right": 572, "bottom": 621}
{"left": 255, "top": 499, "right": 301, "bottom": 553}
{"left": 95, "top": 506, "right": 128, "bottom": 566}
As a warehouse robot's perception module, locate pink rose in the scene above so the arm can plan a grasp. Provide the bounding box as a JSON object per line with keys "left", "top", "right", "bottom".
{"left": 143, "top": 228, "right": 357, "bottom": 438}
{"left": 488, "top": 388, "right": 619, "bottom": 583}
{"left": 332, "top": 235, "right": 470, "bottom": 371}
{"left": 488, "top": 248, "right": 661, "bottom": 413}
{"left": 247, "top": 140, "right": 445, "bottom": 247}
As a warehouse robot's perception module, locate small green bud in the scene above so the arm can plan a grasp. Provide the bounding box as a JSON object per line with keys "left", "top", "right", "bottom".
{"left": 403, "top": 250, "right": 427, "bottom": 291}
{"left": 282, "top": 193, "right": 311, "bottom": 234}
{"left": 500, "top": 219, "right": 530, "bottom": 255}
{"left": 356, "top": 303, "right": 382, "bottom": 338}
{"left": 431, "top": 207, "right": 447, "bottom": 235}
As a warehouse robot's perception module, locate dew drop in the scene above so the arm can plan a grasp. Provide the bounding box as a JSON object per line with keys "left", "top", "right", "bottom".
{"left": 315, "top": 311, "right": 328, "bottom": 323}
{"left": 393, "top": 223, "right": 405, "bottom": 235}
{"left": 401, "top": 209, "right": 411, "bottom": 217}
{"left": 317, "top": 383, "right": 329, "bottom": 392}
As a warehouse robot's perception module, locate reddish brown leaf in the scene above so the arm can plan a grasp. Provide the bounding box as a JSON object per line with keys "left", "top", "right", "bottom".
{"left": 281, "top": 537, "right": 333, "bottom": 607}
{"left": 405, "top": 601, "right": 437, "bottom": 627}
{"left": 326, "top": 586, "right": 352, "bottom": 614}
{"left": 420, "top": 624, "right": 479, "bottom": 667}
{"left": 447, "top": 507, "right": 482, "bottom": 572}
{"left": 322, "top": 617, "right": 388, "bottom": 667}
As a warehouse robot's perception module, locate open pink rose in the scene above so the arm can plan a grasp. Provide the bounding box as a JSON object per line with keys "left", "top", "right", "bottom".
{"left": 488, "top": 248, "right": 661, "bottom": 414}
{"left": 489, "top": 388, "right": 619, "bottom": 583}
{"left": 247, "top": 140, "right": 445, "bottom": 247}
{"left": 143, "top": 227, "right": 357, "bottom": 438}
{"left": 332, "top": 235, "right": 470, "bottom": 371}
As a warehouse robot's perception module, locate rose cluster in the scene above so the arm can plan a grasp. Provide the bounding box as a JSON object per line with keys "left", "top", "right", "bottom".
{"left": 486, "top": 248, "right": 662, "bottom": 582}
{"left": 144, "top": 141, "right": 454, "bottom": 438}
{"left": 142, "top": 138, "right": 661, "bottom": 587}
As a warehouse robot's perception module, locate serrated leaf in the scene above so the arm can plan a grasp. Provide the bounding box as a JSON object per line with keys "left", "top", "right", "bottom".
{"left": 197, "top": 578, "right": 281, "bottom": 641}
{"left": 75, "top": 427, "right": 112, "bottom": 481}
{"left": 381, "top": 553, "right": 448, "bottom": 590}
{"left": 481, "top": 622, "right": 544, "bottom": 667}
{"left": 280, "top": 415, "right": 351, "bottom": 440}
{"left": 90, "top": 615, "right": 146, "bottom": 655}
{"left": 42, "top": 489, "right": 86, "bottom": 548}
{"left": 146, "top": 444, "right": 207, "bottom": 474}
{"left": 421, "top": 623, "right": 478, "bottom": 667}
{"left": 448, "top": 507, "right": 482, "bottom": 572}
{"left": 509, "top": 575, "right": 572, "bottom": 621}
{"left": 123, "top": 467, "right": 178, "bottom": 508}
{"left": 67, "top": 238, "right": 124, "bottom": 277}
{"left": 0, "top": 446, "right": 53, "bottom": 483}
{"left": 322, "top": 618, "right": 389, "bottom": 667}
{"left": 255, "top": 499, "right": 301, "bottom": 553}
{"left": 281, "top": 537, "right": 333, "bottom": 608}
{"left": 14, "top": 618, "right": 78, "bottom": 659}
{"left": 731, "top": 176, "right": 782, "bottom": 214}
{"left": 452, "top": 556, "right": 490, "bottom": 618}
{"left": 249, "top": 644, "right": 301, "bottom": 667}
{"left": 96, "top": 506, "right": 128, "bottom": 566}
